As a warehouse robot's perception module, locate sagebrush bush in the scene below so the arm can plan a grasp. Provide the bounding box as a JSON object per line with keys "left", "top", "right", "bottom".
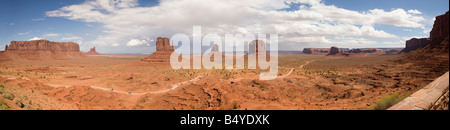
{"left": 370, "top": 93, "right": 410, "bottom": 110}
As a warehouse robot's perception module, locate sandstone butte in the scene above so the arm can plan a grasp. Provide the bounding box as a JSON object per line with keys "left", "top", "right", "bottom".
{"left": 84, "top": 47, "right": 102, "bottom": 55}
{"left": 326, "top": 46, "right": 340, "bottom": 55}
{"left": 0, "top": 39, "right": 84, "bottom": 61}
{"left": 400, "top": 38, "right": 429, "bottom": 53}
{"left": 142, "top": 37, "right": 175, "bottom": 62}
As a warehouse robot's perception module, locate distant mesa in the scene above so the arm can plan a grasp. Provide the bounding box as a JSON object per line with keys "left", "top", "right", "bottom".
{"left": 84, "top": 47, "right": 102, "bottom": 55}
{"left": 303, "top": 48, "right": 330, "bottom": 54}
{"left": 142, "top": 37, "right": 176, "bottom": 63}
{"left": 0, "top": 39, "right": 84, "bottom": 61}
{"left": 349, "top": 48, "right": 386, "bottom": 54}
{"left": 400, "top": 38, "right": 429, "bottom": 53}
{"left": 327, "top": 46, "right": 340, "bottom": 55}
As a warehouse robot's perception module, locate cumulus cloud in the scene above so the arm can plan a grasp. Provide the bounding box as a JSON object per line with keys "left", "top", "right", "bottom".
{"left": 29, "top": 37, "right": 43, "bottom": 41}
{"left": 126, "top": 39, "right": 148, "bottom": 46}
{"left": 46, "top": 0, "right": 426, "bottom": 50}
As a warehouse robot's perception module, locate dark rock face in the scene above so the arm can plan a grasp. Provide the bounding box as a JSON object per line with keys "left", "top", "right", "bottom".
{"left": 142, "top": 37, "right": 176, "bottom": 63}
{"left": 6, "top": 40, "right": 80, "bottom": 52}
{"left": 430, "top": 11, "right": 449, "bottom": 42}
{"left": 397, "top": 11, "right": 449, "bottom": 76}
{"left": 349, "top": 48, "right": 386, "bottom": 54}
{"left": 4, "top": 45, "right": 8, "bottom": 51}
{"left": 400, "top": 38, "right": 429, "bottom": 53}
{"left": 303, "top": 48, "right": 330, "bottom": 54}
{"left": 327, "top": 46, "right": 340, "bottom": 55}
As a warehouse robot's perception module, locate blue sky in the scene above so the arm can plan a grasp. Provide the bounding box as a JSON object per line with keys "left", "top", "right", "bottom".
{"left": 0, "top": 0, "right": 449, "bottom": 53}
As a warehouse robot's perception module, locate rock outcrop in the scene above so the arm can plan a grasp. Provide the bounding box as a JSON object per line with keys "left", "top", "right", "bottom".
{"left": 397, "top": 11, "right": 449, "bottom": 76}
{"left": 327, "top": 46, "right": 340, "bottom": 55}
{"left": 349, "top": 48, "right": 386, "bottom": 54}
{"left": 303, "top": 48, "right": 330, "bottom": 54}
{"left": 0, "top": 39, "right": 84, "bottom": 61}
{"left": 400, "top": 38, "right": 429, "bottom": 53}
{"left": 142, "top": 37, "right": 176, "bottom": 63}
{"left": 84, "top": 47, "right": 101, "bottom": 55}
{"left": 430, "top": 11, "right": 449, "bottom": 42}
{"left": 6, "top": 40, "right": 80, "bottom": 52}
{"left": 155, "top": 37, "right": 174, "bottom": 51}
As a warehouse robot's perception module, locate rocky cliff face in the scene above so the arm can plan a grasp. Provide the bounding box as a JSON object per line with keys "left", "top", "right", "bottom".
{"left": 430, "top": 11, "right": 449, "bottom": 42}
{"left": 400, "top": 38, "right": 429, "bottom": 53}
{"left": 1, "top": 39, "right": 83, "bottom": 61}
{"left": 6, "top": 40, "right": 80, "bottom": 52}
{"left": 142, "top": 37, "right": 176, "bottom": 63}
{"left": 397, "top": 11, "right": 449, "bottom": 76}
{"left": 156, "top": 37, "right": 174, "bottom": 51}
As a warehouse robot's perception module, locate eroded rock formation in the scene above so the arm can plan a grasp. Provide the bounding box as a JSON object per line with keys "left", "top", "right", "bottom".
{"left": 303, "top": 48, "right": 330, "bottom": 54}
{"left": 7, "top": 40, "right": 80, "bottom": 52}
{"left": 430, "top": 11, "right": 449, "bottom": 42}
{"left": 0, "top": 39, "right": 84, "bottom": 61}
{"left": 350, "top": 48, "right": 386, "bottom": 54}
{"left": 142, "top": 37, "right": 176, "bottom": 63}
{"left": 400, "top": 38, "right": 429, "bottom": 53}
{"left": 327, "top": 46, "right": 340, "bottom": 55}
{"left": 84, "top": 47, "right": 101, "bottom": 55}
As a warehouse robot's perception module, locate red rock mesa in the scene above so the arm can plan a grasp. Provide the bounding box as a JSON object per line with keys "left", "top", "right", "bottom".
{"left": 0, "top": 39, "right": 84, "bottom": 61}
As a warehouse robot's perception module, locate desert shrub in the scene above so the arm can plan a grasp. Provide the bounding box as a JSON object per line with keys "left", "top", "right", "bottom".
{"left": 0, "top": 85, "right": 4, "bottom": 94}
{"left": 370, "top": 93, "right": 410, "bottom": 110}
{"left": 2, "top": 93, "right": 15, "bottom": 100}
{"left": 0, "top": 100, "right": 9, "bottom": 110}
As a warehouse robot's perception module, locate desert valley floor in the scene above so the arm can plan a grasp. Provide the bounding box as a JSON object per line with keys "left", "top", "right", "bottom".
{"left": 1, "top": 53, "right": 446, "bottom": 110}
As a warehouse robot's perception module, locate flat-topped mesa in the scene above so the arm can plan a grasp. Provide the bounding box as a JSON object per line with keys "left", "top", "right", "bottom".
{"left": 303, "top": 48, "right": 330, "bottom": 54}
{"left": 84, "top": 47, "right": 101, "bottom": 55}
{"left": 142, "top": 37, "right": 176, "bottom": 63}
{"left": 327, "top": 46, "right": 341, "bottom": 55}
{"left": 6, "top": 39, "right": 80, "bottom": 52}
{"left": 0, "top": 39, "right": 84, "bottom": 60}
{"left": 400, "top": 38, "right": 429, "bottom": 53}
{"left": 349, "top": 48, "right": 386, "bottom": 54}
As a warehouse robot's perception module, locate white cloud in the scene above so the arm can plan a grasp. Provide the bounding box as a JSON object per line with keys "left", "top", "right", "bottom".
{"left": 46, "top": 0, "right": 426, "bottom": 50}
{"left": 407, "top": 9, "right": 422, "bottom": 14}
{"left": 126, "top": 39, "right": 148, "bottom": 46}
{"left": 43, "top": 33, "right": 60, "bottom": 37}
{"left": 61, "top": 36, "right": 83, "bottom": 41}
{"left": 32, "top": 18, "right": 45, "bottom": 21}
{"left": 29, "top": 37, "right": 43, "bottom": 41}
{"left": 17, "top": 31, "right": 31, "bottom": 35}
